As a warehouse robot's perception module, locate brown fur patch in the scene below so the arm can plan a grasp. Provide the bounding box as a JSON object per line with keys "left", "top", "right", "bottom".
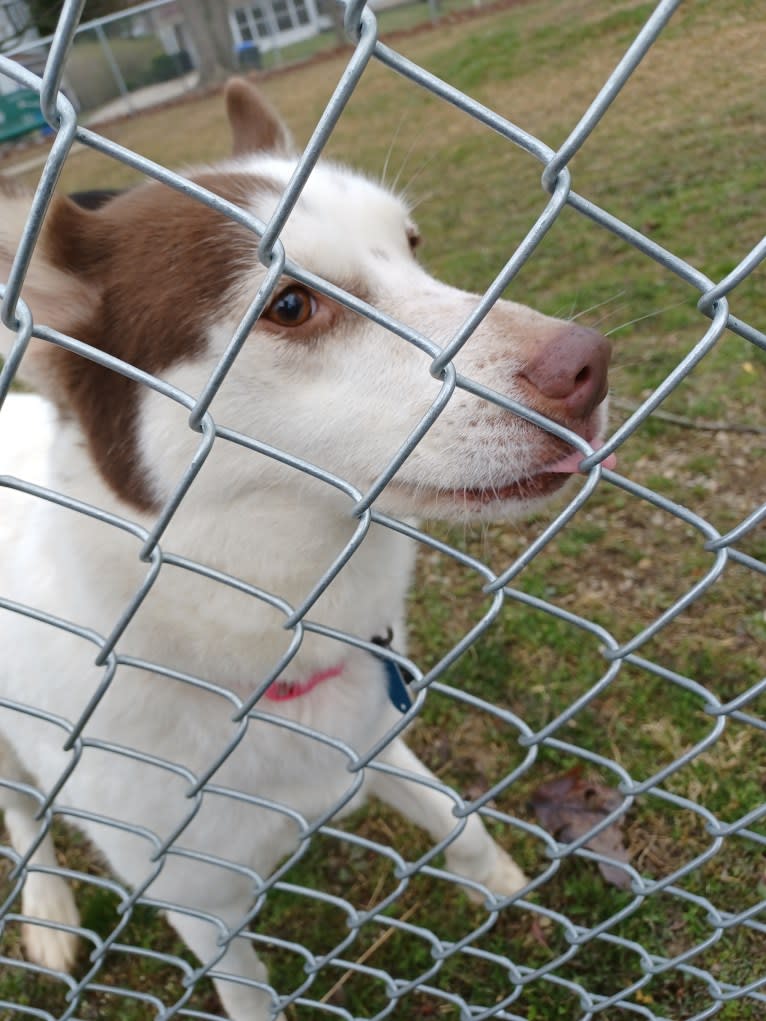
{"left": 41, "top": 173, "right": 265, "bottom": 510}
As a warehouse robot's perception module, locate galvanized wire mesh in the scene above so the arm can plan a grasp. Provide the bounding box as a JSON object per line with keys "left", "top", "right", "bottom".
{"left": 0, "top": 0, "right": 764, "bottom": 1019}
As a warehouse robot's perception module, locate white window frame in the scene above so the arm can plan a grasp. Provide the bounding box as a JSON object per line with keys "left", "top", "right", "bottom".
{"left": 229, "top": 0, "right": 319, "bottom": 52}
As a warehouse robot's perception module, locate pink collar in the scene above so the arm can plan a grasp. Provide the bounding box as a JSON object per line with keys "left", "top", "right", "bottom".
{"left": 264, "top": 663, "right": 344, "bottom": 702}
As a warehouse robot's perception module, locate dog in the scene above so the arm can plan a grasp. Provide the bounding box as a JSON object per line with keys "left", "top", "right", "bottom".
{"left": 0, "top": 80, "right": 611, "bottom": 1020}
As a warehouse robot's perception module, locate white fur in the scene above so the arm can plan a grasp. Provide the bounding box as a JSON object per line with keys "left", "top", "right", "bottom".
{"left": 0, "top": 89, "right": 609, "bottom": 1021}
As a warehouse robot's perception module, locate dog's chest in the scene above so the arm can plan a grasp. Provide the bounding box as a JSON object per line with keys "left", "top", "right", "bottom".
{"left": 0, "top": 396, "right": 415, "bottom": 860}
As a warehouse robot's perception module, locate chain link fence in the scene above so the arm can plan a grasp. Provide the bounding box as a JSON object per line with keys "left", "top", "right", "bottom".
{"left": 0, "top": 0, "right": 764, "bottom": 1018}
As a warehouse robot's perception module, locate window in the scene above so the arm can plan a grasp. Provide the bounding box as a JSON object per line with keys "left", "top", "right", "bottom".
{"left": 231, "top": 1, "right": 316, "bottom": 44}
{"left": 234, "top": 9, "right": 254, "bottom": 42}
{"left": 232, "top": 5, "right": 271, "bottom": 42}
{"left": 272, "top": 0, "right": 292, "bottom": 33}
{"left": 292, "top": 0, "right": 311, "bottom": 26}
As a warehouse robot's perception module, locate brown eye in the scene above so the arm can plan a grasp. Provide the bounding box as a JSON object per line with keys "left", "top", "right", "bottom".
{"left": 406, "top": 223, "right": 421, "bottom": 254}
{"left": 265, "top": 286, "right": 315, "bottom": 327}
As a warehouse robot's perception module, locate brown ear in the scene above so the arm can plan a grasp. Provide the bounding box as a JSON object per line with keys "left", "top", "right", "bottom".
{"left": 0, "top": 195, "right": 100, "bottom": 395}
{"left": 224, "top": 78, "right": 293, "bottom": 157}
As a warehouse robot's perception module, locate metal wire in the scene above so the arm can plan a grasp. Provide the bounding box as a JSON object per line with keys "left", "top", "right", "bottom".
{"left": 0, "top": 1, "right": 764, "bottom": 1019}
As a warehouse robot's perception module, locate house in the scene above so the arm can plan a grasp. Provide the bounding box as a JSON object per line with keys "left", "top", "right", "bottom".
{"left": 153, "top": 0, "right": 328, "bottom": 64}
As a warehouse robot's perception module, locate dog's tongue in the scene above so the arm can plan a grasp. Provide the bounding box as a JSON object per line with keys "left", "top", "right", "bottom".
{"left": 546, "top": 443, "right": 617, "bottom": 474}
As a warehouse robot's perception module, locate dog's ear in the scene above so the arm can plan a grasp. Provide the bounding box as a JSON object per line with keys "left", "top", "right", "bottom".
{"left": 225, "top": 78, "right": 294, "bottom": 157}
{"left": 0, "top": 195, "right": 101, "bottom": 395}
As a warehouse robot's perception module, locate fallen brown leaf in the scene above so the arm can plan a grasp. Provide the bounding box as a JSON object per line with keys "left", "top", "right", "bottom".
{"left": 530, "top": 766, "right": 632, "bottom": 890}
{"left": 529, "top": 914, "right": 551, "bottom": 948}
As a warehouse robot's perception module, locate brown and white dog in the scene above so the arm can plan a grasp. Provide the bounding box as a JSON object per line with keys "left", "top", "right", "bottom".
{"left": 0, "top": 81, "right": 611, "bottom": 1020}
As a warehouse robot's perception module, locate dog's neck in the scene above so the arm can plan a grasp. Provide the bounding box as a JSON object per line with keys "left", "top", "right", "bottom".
{"left": 263, "top": 641, "right": 411, "bottom": 714}
{"left": 264, "top": 663, "right": 345, "bottom": 702}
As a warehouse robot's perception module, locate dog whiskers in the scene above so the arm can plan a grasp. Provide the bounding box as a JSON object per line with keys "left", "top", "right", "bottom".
{"left": 404, "top": 189, "right": 436, "bottom": 214}
{"left": 400, "top": 151, "right": 442, "bottom": 204}
{"left": 604, "top": 298, "right": 690, "bottom": 337}
{"left": 380, "top": 113, "right": 408, "bottom": 190}
{"left": 591, "top": 301, "right": 632, "bottom": 330}
{"left": 391, "top": 138, "right": 422, "bottom": 195}
{"left": 566, "top": 290, "right": 627, "bottom": 323}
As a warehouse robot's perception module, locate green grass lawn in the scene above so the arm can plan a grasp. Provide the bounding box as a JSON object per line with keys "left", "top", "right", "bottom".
{"left": 1, "top": 0, "right": 765, "bottom": 1018}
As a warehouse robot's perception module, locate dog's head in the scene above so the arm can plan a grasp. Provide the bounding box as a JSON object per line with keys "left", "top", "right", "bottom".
{"left": 0, "top": 80, "right": 611, "bottom": 523}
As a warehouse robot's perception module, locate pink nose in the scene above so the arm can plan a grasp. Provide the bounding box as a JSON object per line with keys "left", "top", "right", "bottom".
{"left": 520, "top": 324, "right": 611, "bottom": 419}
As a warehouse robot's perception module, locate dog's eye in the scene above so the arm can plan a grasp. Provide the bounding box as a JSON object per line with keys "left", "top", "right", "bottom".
{"left": 265, "top": 286, "right": 316, "bottom": 327}
{"left": 406, "top": 224, "right": 421, "bottom": 254}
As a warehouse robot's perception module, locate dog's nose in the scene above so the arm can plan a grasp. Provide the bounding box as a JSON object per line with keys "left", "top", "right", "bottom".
{"left": 520, "top": 324, "right": 611, "bottom": 419}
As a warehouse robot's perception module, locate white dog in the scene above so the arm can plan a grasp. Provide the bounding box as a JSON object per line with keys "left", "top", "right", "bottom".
{"left": 0, "top": 81, "right": 611, "bottom": 1019}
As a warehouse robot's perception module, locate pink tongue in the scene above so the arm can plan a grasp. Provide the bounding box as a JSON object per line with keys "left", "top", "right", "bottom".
{"left": 546, "top": 444, "right": 617, "bottom": 474}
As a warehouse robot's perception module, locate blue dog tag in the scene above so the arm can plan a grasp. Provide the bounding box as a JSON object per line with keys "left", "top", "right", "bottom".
{"left": 383, "top": 658, "right": 412, "bottom": 713}
{"left": 371, "top": 628, "right": 413, "bottom": 714}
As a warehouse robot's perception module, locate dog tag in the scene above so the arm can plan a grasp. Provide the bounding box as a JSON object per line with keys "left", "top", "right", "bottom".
{"left": 382, "top": 658, "right": 412, "bottom": 713}
{"left": 371, "top": 629, "right": 413, "bottom": 714}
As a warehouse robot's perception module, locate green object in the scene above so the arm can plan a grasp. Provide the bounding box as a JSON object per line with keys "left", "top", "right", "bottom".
{"left": 0, "top": 89, "right": 47, "bottom": 143}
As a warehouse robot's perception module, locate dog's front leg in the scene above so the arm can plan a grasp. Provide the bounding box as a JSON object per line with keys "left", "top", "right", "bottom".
{"left": 366, "top": 738, "right": 528, "bottom": 899}
{"left": 166, "top": 907, "right": 286, "bottom": 1021}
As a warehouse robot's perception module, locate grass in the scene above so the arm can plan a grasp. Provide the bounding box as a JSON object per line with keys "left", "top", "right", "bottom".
{"left": 1, "top": 0, "right": 765, "bottom": 1018}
